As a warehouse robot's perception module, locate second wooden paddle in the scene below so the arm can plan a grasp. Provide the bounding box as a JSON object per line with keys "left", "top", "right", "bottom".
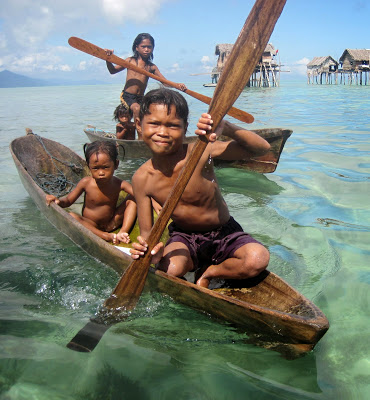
{"left": 67, "top": 0, "right": 287, "bottom": 352}
{"left": 68, "top": 36, "right": 254, "bottom": 124}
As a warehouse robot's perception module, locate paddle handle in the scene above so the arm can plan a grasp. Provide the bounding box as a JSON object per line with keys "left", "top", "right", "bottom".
{"left": 68, "top": 37, "right": 254, "bottom": 124}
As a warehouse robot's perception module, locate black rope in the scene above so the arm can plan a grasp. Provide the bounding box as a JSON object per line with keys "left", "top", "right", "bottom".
{"left": 34, "top": 134, "right": 83, "bottom": 197}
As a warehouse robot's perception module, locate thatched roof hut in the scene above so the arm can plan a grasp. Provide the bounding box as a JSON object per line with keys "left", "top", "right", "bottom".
{"left": 339, "top": 49, "right": 370, "bottom": 71}
{"left": 215, "top": 43, "right": 277, "bottom": 71}
{"left": 307, "top": 56, "right": 338, "bottom": 73}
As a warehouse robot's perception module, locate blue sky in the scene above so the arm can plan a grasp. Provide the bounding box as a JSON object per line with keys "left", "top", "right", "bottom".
{"left": 0, "top": 0, "right": 368, "bottom": 83}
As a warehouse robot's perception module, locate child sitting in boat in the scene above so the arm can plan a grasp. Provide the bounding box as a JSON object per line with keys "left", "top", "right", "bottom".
{"left": 105, "top": 32, "right": 187, "bottom": 135}
{"left": 130, "top": 88, "right": 271, "bottom": 288}
{"left": 113, "top": 103, "right": 136, "bottom": 140}
{"left": 46, "top": 141, "right": 136, "bottom": 245}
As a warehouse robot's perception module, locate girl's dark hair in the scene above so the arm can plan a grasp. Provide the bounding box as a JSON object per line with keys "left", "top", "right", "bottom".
{"left": 132, "top": 33, "right": 155, "bottom": 61}
{"left": 139, "top": 87, "right": 189, "bottom": 127}
{"left": 83, "top": 141, "right": 118, "bottom": 164}
{"left": 113, "top": 103, "right": 133, "bottom": 122}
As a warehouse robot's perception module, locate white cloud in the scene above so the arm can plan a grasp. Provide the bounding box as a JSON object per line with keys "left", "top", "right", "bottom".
{"left": 170, "top": 63, "right": 181, "bottom": 73}
{"left": 296, "top": 57, "right": 310, "bottom": 66}
{"left": 78, "top": 61, "right": 87, "bottom": 70}
{"left": 102, "top": 0, "right": 167, "bottom": 23}
{"left": 0, "top": 0, "right": 169, "bottom": 77}
{"left": 201, "top": 56, "right": 210, "bottom": 64}
{"left": 60, "top": 64, "right": 72, "bottom": 72}
{"left": 288, "top": 57, "right": 310, "bottom": 75}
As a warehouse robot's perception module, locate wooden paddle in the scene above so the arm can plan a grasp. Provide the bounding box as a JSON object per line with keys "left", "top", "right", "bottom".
{"left": 68, "top": 36, "right": 254, "bottom": 124}
{"left": 67, "top": 0, "right": 287, "bottom": 352}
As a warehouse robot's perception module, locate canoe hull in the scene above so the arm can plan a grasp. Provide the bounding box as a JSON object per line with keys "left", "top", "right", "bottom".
{"left": 84, "top": 126, "right": 292, "bottom": 173}
{"left": 10, "top": 132, "right": 328, "bottom": 359}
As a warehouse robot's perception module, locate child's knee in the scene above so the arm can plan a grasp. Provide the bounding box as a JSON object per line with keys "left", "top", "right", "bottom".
{"left": 242, "top": 245, "right": 269, "bottom": 276}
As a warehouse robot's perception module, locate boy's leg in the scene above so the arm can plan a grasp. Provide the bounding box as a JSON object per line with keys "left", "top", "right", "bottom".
{"left": 196, "top": 242, "right": 270, "bottom": 288}
{"left": 157, "top": 241, "right": 194, "bottom": 278}
{"left": 130, "top": 102, "right": 141, "bottom": 138}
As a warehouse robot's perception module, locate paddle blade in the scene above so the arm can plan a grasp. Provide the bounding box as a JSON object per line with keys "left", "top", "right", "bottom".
{"left": 67, "top": 320, "right": 111, "bottom": 352}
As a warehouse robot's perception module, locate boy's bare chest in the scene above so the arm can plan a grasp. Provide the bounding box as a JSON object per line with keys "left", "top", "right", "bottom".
{"left": 149, "top": 166, "right": 215, "bottom": 207}
{"left": 127, "top": 61, "right": 155, "bottom": 77}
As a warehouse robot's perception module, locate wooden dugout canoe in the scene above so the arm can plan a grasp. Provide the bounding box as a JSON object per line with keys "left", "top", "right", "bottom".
{"left": 10, "top": 131, "right": 329, "bottom": 359}
{"left": 84, "top": 125, "right": 292, "bottom": 174}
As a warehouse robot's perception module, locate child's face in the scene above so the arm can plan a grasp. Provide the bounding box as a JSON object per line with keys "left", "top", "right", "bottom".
{"left": 136, "top": 39, "right": 153, "bottom": 59}
{"left": 118, "top": 113, "right": 131, "bottom": 124}
{"left": 88, "top": 152, "right": 117, "bottom": 182}
{"left": 137, "top": 103, "right": 186, "bottom": 156}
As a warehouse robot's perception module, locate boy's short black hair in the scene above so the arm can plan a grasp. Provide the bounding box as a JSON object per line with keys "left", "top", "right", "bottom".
{"left": 139, "top": 87, "right": 189, "bottom": 127}
{"left": 132, "top": 33, "right": 155, "bottom": 61}
{"left": 113, "top": 103, "right": 133, "bottom": 122}
{"left": 84, "top": 140, "right": 118, "bottom": 164}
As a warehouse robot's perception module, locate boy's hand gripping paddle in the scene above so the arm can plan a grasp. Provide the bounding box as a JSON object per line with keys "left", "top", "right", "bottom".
{"left": 68, "top": 36, "right": 254, "bottom": 124}
{"left": 67, "top": 0, "right": 287, "bottom": 352}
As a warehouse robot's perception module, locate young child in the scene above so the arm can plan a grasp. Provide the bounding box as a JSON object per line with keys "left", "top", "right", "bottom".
{"left": 113, "top": 103, "right": 136, "bottom": 140}
{"left": 105, "top": 33, "right": 187, "bottom": 130}
{"left": 130, "top": 88, "right": 271, "bottom": 288}
{"left": 46, "top": 141, "right": 136, "bottom": 245}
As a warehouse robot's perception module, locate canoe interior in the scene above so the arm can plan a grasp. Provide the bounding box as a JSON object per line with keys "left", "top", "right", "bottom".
{"left": 11, "top": 132, "right": 329, "bottom": 359}
{"left": 12, "top": 133, "right": 90, "bottom": 197}
{"left": 214, "top": 271, "right": 317, "bottom": 318}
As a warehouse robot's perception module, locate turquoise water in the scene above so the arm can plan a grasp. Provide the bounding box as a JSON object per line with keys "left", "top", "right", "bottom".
{"left": 1, "top": 80, "right": 369, "bottom": 399}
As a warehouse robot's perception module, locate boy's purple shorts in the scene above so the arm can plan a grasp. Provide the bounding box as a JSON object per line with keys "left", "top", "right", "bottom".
{"left": 166, "top": 217, "right": 261, "bottom": 270}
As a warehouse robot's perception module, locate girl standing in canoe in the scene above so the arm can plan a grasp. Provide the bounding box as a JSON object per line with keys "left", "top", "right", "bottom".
{"left": 105, "top": 33, "right": 187, "bottom": 138}
{"left": 46, "top": 141, "right": 136, "bottom": 244}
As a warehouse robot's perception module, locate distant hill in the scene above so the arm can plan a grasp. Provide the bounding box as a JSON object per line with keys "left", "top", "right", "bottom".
{"left": 0, "top": 70, "right": 107, "bottom": 88}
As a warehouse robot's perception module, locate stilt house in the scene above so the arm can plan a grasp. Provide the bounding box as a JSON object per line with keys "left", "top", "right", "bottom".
{"left": 214, "top": 43, "right": 280, "bottom": 87}
{"left": 307, "top": 56, "right": 338, "bottom": 84}
{"left": 339, "top": 49, "right": 370, "bottom": 71}
{"left": 307, "top": 49, "right": 370, "bottom": 85}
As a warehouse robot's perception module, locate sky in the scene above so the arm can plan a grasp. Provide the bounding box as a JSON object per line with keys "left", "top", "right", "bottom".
{"left": 0, "top": 0, "right": 369, "bottom": 83}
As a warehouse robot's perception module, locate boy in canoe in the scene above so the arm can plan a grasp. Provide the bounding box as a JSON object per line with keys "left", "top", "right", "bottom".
{"left": 130, "top": 88, "right": 271, "bottom": 288}
{"left": 105, "top": 33, "right": 187, "bottom": 137}
{"left": 46, "top": 141, "right": 136, "bottom": 245}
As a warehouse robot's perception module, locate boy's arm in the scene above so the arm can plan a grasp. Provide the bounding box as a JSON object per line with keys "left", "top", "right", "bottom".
{"left": 151, "top": 64, "right": 187, "bottom": 92}
{"left": 104, "top": 49, "right": 126, "bottom": 74}
{"left": 196, "top": 114, "right": 271, "bottom": 161}
{"left": 121, "top": 180, "right": 134, "bottom": 197}
{"left": 131, "top": 173, "right": 154, "bottom": 240}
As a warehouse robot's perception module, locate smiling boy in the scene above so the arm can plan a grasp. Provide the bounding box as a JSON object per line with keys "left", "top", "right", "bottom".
{"left": 130, "top": 88, "right": 271, "bottom": 288}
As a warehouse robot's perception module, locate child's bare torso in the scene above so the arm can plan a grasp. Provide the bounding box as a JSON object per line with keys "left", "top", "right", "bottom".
{"left": 124, "top": 58, "right": 157, "bottom": 95}
{"left": 82, "top": 177, "right": 122, "bottom": 229}
{"left": 143, "top": 144, "right": 230, "bottom": 232}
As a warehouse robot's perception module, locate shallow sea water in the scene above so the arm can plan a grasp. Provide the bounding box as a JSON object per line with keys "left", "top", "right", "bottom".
{"left": 0, "top": 79, "right": 369, "bottom": 399}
